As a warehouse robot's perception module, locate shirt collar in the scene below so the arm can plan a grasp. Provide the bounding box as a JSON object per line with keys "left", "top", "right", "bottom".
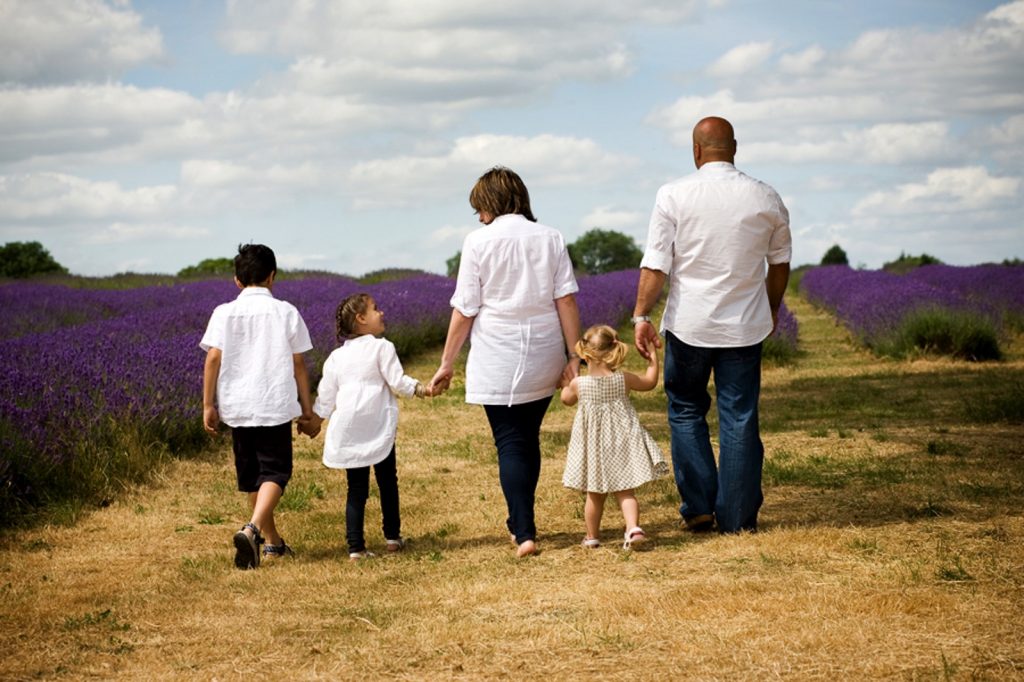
{"left": 699, "top": 161, "right": 737, "bottom": 173}
{"left": 237, "top": 286, "right": 273, "bottom": 298}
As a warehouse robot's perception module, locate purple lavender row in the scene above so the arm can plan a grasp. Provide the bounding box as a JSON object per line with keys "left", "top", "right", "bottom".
{"left": 0, "top": 270, "right": 643, "bottom": 511}
{"left": 801, "top": 264, "right": 1014, "bottom": 347}
{"left": 906, "top": 264, "right": 1024, "bottom": 327}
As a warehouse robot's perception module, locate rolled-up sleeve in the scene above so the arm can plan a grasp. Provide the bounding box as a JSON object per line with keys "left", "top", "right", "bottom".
{"left": 639, "top": 186, "right": 675, "bottom": 274}
{"left": 449, "top": 238, "right": 481, "bottom": 317}
{"left": 552, "top": 234, "right": 579, "bottom": 299}
{"left": 766, "top": 193, "right": 792, "bottom": 265}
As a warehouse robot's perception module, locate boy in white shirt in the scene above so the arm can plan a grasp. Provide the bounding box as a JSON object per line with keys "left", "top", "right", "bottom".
{"left": 200, "top": 244, "right": 315, "bottom": 569}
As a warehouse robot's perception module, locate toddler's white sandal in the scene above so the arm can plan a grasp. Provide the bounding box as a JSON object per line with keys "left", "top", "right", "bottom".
{"left": 623, "top": 527, "right": 647, "bottom": 551}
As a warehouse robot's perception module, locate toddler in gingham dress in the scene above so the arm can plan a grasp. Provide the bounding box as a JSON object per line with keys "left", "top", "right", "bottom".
{"left": 561, "top": 324, "right": 668, "bottom": 550}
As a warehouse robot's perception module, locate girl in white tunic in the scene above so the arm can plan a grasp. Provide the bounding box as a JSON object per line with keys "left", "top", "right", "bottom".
{"left": 561, "top": 325, "right": 668, "bottom": 550}
{"left": 309, "top": 293, "right": 428, "bottom": 560}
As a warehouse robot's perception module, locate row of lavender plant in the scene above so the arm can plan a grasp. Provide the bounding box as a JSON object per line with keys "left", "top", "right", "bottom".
{"left": 0, "top": 269, "right": 642, "bottom": 520}
{"left": 905, "top": 264, "right": 1024, "bottom": 329}
{"left": 801, "top": 264, "right": 1016, "bottom": 359}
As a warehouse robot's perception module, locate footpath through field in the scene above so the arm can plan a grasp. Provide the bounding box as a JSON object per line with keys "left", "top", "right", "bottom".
{"left": 3, "top": 291, "right": 1023, "bottom": 679}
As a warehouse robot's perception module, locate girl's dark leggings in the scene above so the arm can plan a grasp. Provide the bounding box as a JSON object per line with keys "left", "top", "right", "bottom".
{"left": 345, "top": 446, "right": 400, "bottom": 553}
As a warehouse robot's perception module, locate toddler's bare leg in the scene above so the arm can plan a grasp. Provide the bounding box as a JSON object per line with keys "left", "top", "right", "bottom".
{"left": 584, "top": 492, "right": 607, "bottom": 539}
{"left": 614, "top": 489, "right": 640, "bottom": 531}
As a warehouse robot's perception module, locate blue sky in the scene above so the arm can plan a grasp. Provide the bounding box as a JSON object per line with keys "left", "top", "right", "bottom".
{"left": 1, "top": 0, "right": 1021, "bottom": 276}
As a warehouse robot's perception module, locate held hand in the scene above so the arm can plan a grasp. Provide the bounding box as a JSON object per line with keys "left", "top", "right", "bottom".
{"left": 297, "top": 413, "right": 322, "bottom": 438}
{"left": 428, "top": 366, "right": 453, "bottom": 396}
{"left": 203, "top": 406, "right": 220, "bottom": 435}
{"left": 558, "top": 357, "right": 581, "bottom": 388}
{"left": 634, "top": 320, "right": 661, "bottom": 360}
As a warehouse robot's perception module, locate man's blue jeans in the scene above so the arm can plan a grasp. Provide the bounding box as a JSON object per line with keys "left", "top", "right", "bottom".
{"left": 663, "top": 332, "right": 764, "bottom": 532}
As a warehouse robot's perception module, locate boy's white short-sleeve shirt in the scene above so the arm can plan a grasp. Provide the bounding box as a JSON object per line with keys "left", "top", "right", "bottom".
{"left": 200, "top": 287, "right": 312, "bottom": 427}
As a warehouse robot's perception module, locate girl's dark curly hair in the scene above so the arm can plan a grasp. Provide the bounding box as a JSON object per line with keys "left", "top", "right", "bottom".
{"left": 335, "top": 293, "right": 372, "bottom": 341}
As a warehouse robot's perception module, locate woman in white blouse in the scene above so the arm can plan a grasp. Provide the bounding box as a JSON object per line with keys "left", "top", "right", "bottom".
{"left": 429, "top": 167, "right": 581, "bottom": 558}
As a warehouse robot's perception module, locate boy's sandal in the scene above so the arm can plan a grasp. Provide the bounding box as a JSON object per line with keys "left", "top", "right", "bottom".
{"left": 581, "top": 537, "right": 601, "bottom": 549}
{"left": 349, "top": 550, "right": 376, "bottom": 561}
{"left": 233, "top": 522, "right": 263, "bottom": 569}
{"left": 385, "top": 537, "right": 406, "bottom": 552}
{"left": 263, "top": 539, "right": 295, "bottom": 558}
{"left": 622, "top": 527, "right": 647, "bottom": 551}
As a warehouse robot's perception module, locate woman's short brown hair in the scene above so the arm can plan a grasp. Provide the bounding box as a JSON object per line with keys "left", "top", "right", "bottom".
{"left": 469, "top": 166, "right": 536, "bottom": 222}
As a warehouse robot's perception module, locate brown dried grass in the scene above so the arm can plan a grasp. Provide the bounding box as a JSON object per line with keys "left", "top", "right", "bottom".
{"left": 2, "top": 293, "right": 1023, "bottom": 680}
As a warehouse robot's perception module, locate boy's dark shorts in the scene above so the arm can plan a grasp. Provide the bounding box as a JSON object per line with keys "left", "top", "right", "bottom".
{"left": 231, "top": 422, "right": 293, "bottom": 493}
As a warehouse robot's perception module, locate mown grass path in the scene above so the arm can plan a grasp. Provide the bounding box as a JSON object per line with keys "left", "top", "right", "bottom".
{"left": 3, "top": 291, "right": 1023, "bottom": 679}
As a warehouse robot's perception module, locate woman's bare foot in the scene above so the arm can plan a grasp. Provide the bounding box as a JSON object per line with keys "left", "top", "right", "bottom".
{"left": 516, "top": 539, "right": 537, "bottom": 558}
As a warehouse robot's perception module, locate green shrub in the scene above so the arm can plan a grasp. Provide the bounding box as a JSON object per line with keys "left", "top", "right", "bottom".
{"left": 762, "top": 335, "right": 798, "bottom": 364}
{"left": 875, "top": 308, "right": 1001, "bottom": 361}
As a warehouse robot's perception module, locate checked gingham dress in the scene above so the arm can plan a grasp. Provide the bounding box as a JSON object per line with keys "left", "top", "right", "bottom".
{"left": 562, "top": 372, "right": 668, "bottom": 494}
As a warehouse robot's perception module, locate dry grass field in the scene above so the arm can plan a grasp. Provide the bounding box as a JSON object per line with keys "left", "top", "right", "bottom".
{"left": 2, "top": 292, "right": 1023, "bottom": 680}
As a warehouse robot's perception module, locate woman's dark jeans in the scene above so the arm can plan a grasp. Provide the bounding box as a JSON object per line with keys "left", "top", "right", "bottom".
{"left": 345, "top": 446, "right": 400, "bottom": 553}
{"left": 484, "top": 396, "right": 552, "bottom": 544}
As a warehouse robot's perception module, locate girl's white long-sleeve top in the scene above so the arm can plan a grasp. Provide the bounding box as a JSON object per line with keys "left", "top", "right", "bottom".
{"left": 313, "top": 334, "right": 419, "bottom": 469}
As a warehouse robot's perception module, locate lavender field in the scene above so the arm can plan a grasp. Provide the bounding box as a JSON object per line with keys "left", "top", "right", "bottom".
{"left": 0, "top": 269, "right": 644, "bottom": 522}
{"left": 801, "top": 264, "right": 1024, "bottom": 360}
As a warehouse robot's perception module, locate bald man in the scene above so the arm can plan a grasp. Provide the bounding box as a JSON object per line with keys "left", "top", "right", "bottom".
{"left": 632, "top": 116, "right": 791, "bottom": 533}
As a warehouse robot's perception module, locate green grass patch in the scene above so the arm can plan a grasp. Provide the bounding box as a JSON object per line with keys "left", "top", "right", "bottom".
{"left": 279, "top": 480, "right": 326, "bottom": 512}
{"left": 963, "top": 380, "right": 1024, "bottom": 423}
{"left": 764, "top": 449, "right": 906, "bottom": 489}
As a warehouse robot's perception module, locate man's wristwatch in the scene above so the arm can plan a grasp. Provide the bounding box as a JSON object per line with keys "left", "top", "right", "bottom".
{"left": 631, "top": 315, "right": 652, "bottom": 325}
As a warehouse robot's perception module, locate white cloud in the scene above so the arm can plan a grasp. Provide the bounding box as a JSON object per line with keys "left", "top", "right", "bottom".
{"left": 740, "top": 122, "right": 955, "bottom": 164}
{"left": 429, "top": 224, "right": 475, "bottom": 245}
{"left": 85, "top": 221, "right": 209, "bottom": 244}
{"left": 348, "top": 134, "right": 637, "bottom": 207}
{"left": 0, "top": 84, "right": 202, "bottom": 165}
{"left": 0, "top": 0, "right": 164, "bottom": 84}
{"left": 220, "top": 1, "right": 703, "bottom": 108}
{"left": 649, "top": 1, "right": 1024, "bottom": 159}
{"left": 852, "top": 166, "right": 1020, "bottom": 216}
{"left": 181, "top": 159, "right": 323, "bottom": 190}
{"left": 779, "top": 45, "right": 825, "bottom": 74}
{"left": 580, "top": 206, "right": 645, "bottom": 231}
{"left": 708, "top": 41, "right": 774, "bottom": 77}
{"left": 0, "top": 172, "right": 177, "bottom": 221}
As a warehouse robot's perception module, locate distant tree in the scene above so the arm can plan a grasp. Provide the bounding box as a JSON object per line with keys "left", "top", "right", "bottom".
{"left": 1002, "top": 257, "right": 1022, "bottom": 267}
{"left": 568, "top": 229, "right": 643, "bottom": 275}
{"left": 883, "top": 252, "right": 943, "bottom": 274}
{"left": 446, "top": 251, "right": 461, "bottom": 278}
{"left": 177, "top": 257, "right": 234, "bottom": 278}
{"left": 0, "top": 241, "right": 67, "bottom": 278}
{"left": 820, "top": 244, "right": 849, "bottom": 266}
{"left": 359, "top": 268, "right": 432, "bottom": 284}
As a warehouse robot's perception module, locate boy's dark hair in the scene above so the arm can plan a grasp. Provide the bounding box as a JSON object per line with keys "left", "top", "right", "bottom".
{"left": 234, "top": 243, "right": 276, "bottom": 286}
{"left": 336, "top": 293, "right": 372, "bottom": 341}
{"left": 469, "top": 166, "right": 536, "bottom": 222}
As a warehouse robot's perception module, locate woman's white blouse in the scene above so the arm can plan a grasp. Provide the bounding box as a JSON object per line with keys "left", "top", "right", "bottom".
{"left": 450, "top": 213, "right": 579, "bottom": 406}
{"left": 313, "top": 335, "right": 418, "bottom": 469}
